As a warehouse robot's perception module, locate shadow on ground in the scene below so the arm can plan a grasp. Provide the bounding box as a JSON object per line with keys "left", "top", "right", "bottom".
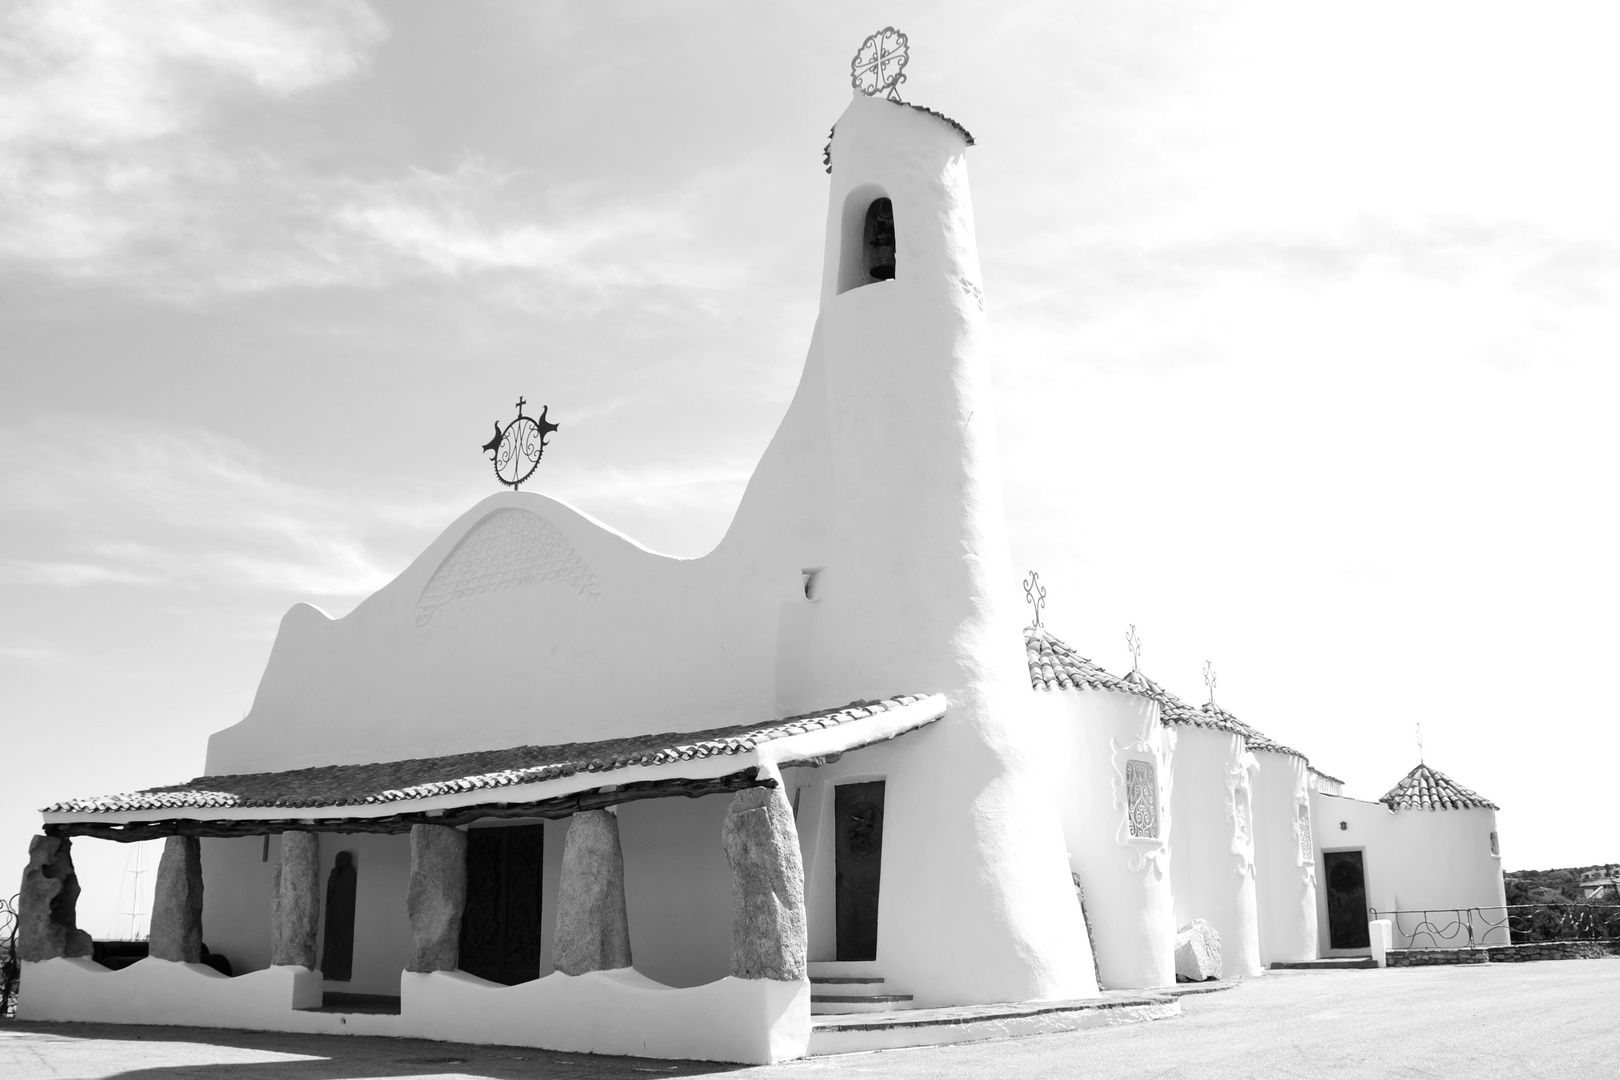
{"left": 0, "top": 1019, "right": 750, "bottom": 1080}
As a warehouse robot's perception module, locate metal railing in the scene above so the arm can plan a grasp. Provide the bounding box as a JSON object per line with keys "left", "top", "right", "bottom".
{"left": 1371, "top": 903, "right": 1620, "bottom": 950}
{"left": 1, "top": 892, "right": 18, "bottom": 1017}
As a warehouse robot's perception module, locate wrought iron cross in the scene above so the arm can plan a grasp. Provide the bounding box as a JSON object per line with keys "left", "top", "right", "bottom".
{"left": 1417, "top": 722, "right": 1424, "bottom": 764}
{"left": 851, "top": 27, "right": 910, "bottom": 101}
{"left": 1023, "top": 570, "right": 1046, "bottom": 628}
{"left": 1126, "top": 624, "right": 1142, "bottom": 673}
{"left": 1203, "top": 660, "right": 1217, "bottom": 705}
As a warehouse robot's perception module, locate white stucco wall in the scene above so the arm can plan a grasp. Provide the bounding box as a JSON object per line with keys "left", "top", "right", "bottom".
{"left": 1167, "top": 725, "right": 1263, "bottom": 978}
{"left": 1250, "top": 750, "right": 1317, "bottom": 966}
{"left": 1310, "top": 792, "right": 1507, "bottom": 952}
{"left": 1027, "top": 687, "right": 1175, "bottom": 989}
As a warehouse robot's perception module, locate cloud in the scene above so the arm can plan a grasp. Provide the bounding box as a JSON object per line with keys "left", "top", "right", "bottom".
{"left": 0, "top": 0, "right": 386, "bottom": 271}
{"left": 0, "top": 418, "right": 410, "bottom": 602}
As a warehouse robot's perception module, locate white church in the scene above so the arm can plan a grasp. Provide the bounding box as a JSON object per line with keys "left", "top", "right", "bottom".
{"left": 16, "top": 37, "right": 1507, "bottom": 1064}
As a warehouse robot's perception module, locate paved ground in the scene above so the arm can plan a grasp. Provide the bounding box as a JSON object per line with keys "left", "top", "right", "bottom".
{"left": 3, "top": 959, "right": 1617, "bottom": 1079}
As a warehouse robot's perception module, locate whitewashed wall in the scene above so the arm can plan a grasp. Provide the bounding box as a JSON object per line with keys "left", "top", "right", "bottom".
{"left": 1251, "top": 750, "right": 1318, "bottom": 966}
{"left": 1167, "top": 726, "right": 1263, "bottom": 978}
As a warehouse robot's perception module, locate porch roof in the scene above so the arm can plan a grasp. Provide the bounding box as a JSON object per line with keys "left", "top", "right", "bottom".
{"left": 41, "top": 693, "right": 946, "bottom": 841}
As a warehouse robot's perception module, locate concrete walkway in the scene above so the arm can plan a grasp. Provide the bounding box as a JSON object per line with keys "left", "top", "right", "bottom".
{"left": 3, "top": 960, "right": 1617, "bottom": 1079}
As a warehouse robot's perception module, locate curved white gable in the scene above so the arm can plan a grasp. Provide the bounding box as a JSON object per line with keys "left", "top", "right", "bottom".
{"left": 412, "top": 509, "right": 600, "bottom": 626}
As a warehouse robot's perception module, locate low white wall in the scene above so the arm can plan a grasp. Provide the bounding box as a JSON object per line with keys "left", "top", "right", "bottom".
{"left": 403, "top": 968, "right": 809, "bottom": 1064}
{"left": 1311, "top": 793, "right": 1507, "bottom": 952}
{"left": 1167, "top": 726, "right": 1262, "bottom": 978}
{"left": 1252, "top": 751, "right": 1317, "bottom": 966}
{"left": 18, "top": 959, "right": 806, "bottom": 1064}
{"left": 1028, "top": 687, "right": 1175, "bottom": 989}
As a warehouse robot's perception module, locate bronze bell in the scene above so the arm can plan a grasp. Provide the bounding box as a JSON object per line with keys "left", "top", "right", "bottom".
{"left": 865, "top": 198, "right": 896, "bottom": 281}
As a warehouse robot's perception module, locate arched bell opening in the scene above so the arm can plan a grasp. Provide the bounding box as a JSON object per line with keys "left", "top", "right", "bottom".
{"left": 836, "top": 185, "right": 897, "bottom": 294}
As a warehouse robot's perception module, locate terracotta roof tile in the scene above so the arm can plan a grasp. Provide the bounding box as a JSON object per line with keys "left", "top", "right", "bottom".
{"left": 44, "top": 695, "right": 938, "bottom": 816}
{"left": 1024, "top": 627, "right": 1136, "bottom": 693}
{"left": 1023, "top": 627, "right": 1311, "bottom": 763}
{"left": 1379, "top": 763, "right": 1498, "bottom": 811}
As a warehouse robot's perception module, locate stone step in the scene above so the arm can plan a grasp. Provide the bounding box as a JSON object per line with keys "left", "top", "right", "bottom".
{"left": 811, "top": 992, "right": 915, "bottom": 1016}
{"left": 1271, "top": 957, "right": 1378, "bottom": 971}
{"left": 810, "top": 975, "right": 887, "bottom": 996}
{"left": 807, "top": 960, "right": 881, "bottom": 979}
{"left": 808, "top": 992, "right": 1182, "bottom": 1055}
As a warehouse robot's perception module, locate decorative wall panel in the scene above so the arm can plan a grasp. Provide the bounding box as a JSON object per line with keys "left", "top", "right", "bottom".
{"left": 414, "top": 509, "right": 600, "bottom": 626}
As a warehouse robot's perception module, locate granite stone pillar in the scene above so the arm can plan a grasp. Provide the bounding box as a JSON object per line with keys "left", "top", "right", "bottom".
{"left": 17, "top": 834, "right": 93, "bottom": 962}
{"left": 149, "top": 835, "right": 204, "bottom": 963}
{"left": 406, "top": 823, "right": 467, "bottom": 973}
{"left": 552, "top": 809, "right": 632, "bottom": 975}
{"left": 270, "top": 830, "right": 320, "bottom": 968}
{"left": 720, "top": 785, "right": 807, "bottom": 981}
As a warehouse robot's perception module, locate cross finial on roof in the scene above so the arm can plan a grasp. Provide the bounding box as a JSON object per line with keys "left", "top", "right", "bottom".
{"left": 1125, "top": 624, "right": 1142, "bottom": 673}
{"left": 1417, "top": 722, "right": 1424, "bottom": 764}
{"left": 1023, "top": 570, "right": 1046, "bottom": 629}
{"left": 1203, "top": 660, "right": 1217, "bottom": 706}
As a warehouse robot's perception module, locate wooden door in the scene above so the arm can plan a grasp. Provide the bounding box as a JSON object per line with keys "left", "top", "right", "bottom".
{"left": 834, "top": 781, "right": 886, "bottom": 962}
{"left": 459, "top": 825, "right": 544, "bottom": 984}
{"left": 1324, "top": 849, "right": 1371, "bottom": 949}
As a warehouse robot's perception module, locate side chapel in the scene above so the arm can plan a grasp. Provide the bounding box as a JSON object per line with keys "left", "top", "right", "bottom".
{"left": 16, "top": 37, "right": 1507, "bottom": 1064}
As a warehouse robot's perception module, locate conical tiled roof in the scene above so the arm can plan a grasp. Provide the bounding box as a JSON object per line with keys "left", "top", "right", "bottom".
{"left": 1379, "top": 763, "right": 1498, "bottom": 811}
{"left": 1198, "top": 703, "right": 1307, "bottom": 761}
{"left": 1024, "top": 627, "right": 1138, "bottom": 694}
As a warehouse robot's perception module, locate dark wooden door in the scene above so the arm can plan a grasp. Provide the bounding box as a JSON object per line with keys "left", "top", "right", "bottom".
{"left": 1324, "top": 850, "right": 1371, "bottom": 949}
{"left": 834, "top": 781, "right": 886, "bottom": 962}
{"left": 459, "top": 825, "right": 544, "bottom": 984}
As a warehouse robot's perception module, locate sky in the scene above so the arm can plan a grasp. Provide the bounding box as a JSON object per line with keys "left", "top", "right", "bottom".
{"left": 2, "top": 0, "right": 1617, "bottom": 934}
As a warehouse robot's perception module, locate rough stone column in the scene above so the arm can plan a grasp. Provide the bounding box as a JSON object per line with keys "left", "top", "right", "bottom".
{"left": 17, "top": 835, "right": 93, "bottom": 962}
{"left": 271, "top": 830, "right": 320, "bottom": 968}
{"left": 149, "top": 835, "right": 204, "bottom": 963}
{"left": 720, "top": 785, "right": 807, "bottom": 981}
{"left": 406, "top": 823, "right": 467, "bottom": 973}
{"left": 552, "top": 809, "right": 632, "bottom": 975}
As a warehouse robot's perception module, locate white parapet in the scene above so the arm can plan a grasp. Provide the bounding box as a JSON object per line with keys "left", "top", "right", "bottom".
{"left": 401, "top": 969, "right": 810, "bottom": 1064}
{"left": 1368, "top": 919, "right": 1393, "bottom": 968}
{"left": 18, "top": 958, "right": 809, "bottom": 1063}
{"left": 18, "top": 958, "right": 324, "bottom": 1025}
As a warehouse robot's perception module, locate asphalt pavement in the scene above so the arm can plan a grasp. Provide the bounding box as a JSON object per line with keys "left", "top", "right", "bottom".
{"left": 3, "top": 958, "right": 1616, "bottom": 1079}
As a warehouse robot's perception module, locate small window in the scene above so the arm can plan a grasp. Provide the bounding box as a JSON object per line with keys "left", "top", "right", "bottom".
{"left": 801, "top": 567, "right": 823, "bottom": 600}
{"left": 1490, "top": 831, "right": 1499, "bottom": 856}
{"left": 1126, "top": 759, "right": 1158, "bottom": 839}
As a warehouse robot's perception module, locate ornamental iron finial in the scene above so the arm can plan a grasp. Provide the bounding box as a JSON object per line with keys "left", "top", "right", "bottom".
{"left": 1417, "top": 722, "right": 1424, "bottom": 764}
{"left": 1023, "top": 570, "right": 1046, "bottom": 629}
{"left": 480, "top": 396, "right": 559, "bottom": 490}
{"left": 1126, "top": 624, "right": 1142, "bottom": 673}
{"left": 851, "top": 27, "right": 909, "bottom": 101}
{"left": 1203, "top": 660, "right": 1218, "bottom": 706}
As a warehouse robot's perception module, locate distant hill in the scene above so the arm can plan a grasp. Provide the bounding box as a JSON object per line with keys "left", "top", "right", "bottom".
{"left": 1505, "top": 864, "right": 1619, "bottom": 904}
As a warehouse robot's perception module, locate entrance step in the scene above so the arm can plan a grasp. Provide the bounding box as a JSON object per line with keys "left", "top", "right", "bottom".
{"left": 809, "top": 991, "right": 1180, "bottom": 1055}
{"left": 1271, "top": 957, "right": 1377, "bottom": 971}
{"left": 810, "top": 974, "right": 913, "bottom": 1015}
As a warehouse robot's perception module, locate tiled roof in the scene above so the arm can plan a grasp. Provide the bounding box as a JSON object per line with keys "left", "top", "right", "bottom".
{"left": 1025, "top": 629, "right": 1309, "bottom": 762}
{"left": 1379, "top": 763, "right": 1499, "bottom": 811}
{"left": 1025, "top": 627, "right": 1137, "bottom": 693}
{"left": 43, "top": 695, "right": 939, "bottom": 816}
{"left": 823, "top": 100, "right": 976, "bottom": 173}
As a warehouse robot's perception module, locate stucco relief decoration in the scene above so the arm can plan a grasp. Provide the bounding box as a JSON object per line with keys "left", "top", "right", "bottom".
{"left": 1224, "top": 752, "right": 1258, "bottom": 879}
{"left": 412, "top": 509, "right": 601, "bottom": 626}
{"left": 1125, "top": 759, "right": 1159, "bottom": 840}
{"left": 1109, "top": 702, "right": 1168, "bottom": 877}
{"left": 1295, "top": 798, "right": 1314, "bottom": 869}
